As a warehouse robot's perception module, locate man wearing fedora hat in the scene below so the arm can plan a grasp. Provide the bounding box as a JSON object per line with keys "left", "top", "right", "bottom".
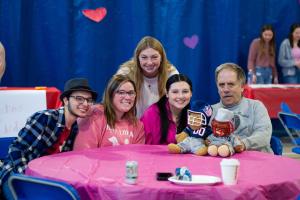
{"left": 0, "top": 78, "right": 98, "bottom": 198}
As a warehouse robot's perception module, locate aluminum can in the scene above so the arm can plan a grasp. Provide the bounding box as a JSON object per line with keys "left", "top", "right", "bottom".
{"left": 125, "top": 160, "right": 138, "bottom": 184}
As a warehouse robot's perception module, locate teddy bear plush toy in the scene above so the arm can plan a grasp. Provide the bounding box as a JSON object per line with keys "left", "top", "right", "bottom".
{"left": 168, "top": 100, "right": 213, "bottom": 156}
{"left": 206, "top": 108, "right": 243, "bottom": 157}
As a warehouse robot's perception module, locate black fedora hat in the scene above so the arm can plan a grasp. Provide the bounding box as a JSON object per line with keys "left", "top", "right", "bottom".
{"left": 60, "top": 78, "right": 98, "bottom": 101}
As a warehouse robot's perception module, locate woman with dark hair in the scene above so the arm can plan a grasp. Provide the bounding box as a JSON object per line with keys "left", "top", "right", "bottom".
{"left": 141, "top": 74, "right": 192, "bottom": 144}
{"left": 247, "top": 24, "right": 278, "bottom": 84}
{"left": 278, "top": 23, "right": 300, "bottom": 83}
{"left": 74, "top": 75, "right": 145, "bottom": 149}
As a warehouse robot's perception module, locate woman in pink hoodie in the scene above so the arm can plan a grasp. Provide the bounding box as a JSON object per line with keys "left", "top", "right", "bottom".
{"left": 74, "top": 75, "right": 145, "bottom": 150}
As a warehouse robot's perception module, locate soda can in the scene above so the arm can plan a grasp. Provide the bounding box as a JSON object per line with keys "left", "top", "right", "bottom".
{"left": 125, "top": 160, "right": 138, "bottom": 184}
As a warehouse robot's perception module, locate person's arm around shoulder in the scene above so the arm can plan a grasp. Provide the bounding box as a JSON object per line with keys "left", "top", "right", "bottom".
{"left": 73, "top": 104, "right": 106, "bottom": 150}
{"left": 115, "top": 60, "right": 134, "bottom": 76}
{"left": 116, "top": 66, "right": 130, "bottom": 75}
{"left": 167, "top": 64, "right": 179, "bottom": 77}
{"left": 132, "top": 120, "right": 145, "bottom": 144}
{"left": 140, "top": 104, "right": 160, "bottom": 144}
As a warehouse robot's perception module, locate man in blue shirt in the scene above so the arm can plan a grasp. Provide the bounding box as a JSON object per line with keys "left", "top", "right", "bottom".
{"left": 0, "top": 78, "right": 98, "bottom": 198}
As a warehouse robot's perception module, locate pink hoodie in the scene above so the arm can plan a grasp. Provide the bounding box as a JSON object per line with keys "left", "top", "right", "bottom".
{"left": 140, "top": 101, "right": 177, "bottom": 145}
{"left": 74, "top": 104, "right": 145, "bottom": 150}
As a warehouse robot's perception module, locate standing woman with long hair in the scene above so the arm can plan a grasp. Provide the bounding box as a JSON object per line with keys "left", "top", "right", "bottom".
{"left": 247, "top": 24, "right": 278, "bottom": 84}
{"left": 116, "top": 36, "right": 178, "bottom": 117}
{"left": 141, "top": 74, "right": 192, "bottom": 145}
{"left": 278, "top": 23, "right": 300, "bottom": 83}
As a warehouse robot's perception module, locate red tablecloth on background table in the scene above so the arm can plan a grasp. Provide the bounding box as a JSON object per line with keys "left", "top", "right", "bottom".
{"left": 26, "top": 144, "right": 300, "bottom": 200}
{"left": 0, "top": 87, "right": 61, "bottom": 109}
{"left": 243, "top": 84, "right": 300, "bottom": 118}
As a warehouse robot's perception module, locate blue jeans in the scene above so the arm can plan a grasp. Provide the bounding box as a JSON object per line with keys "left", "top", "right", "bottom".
{"left": 255, "top": 67, "right": 272, "bottom": 84}
{"left": 283, "top": 75, "right": 298, "bottom": 84}
{"left": 282, "top": 68, "right": 300, "bottom": 84}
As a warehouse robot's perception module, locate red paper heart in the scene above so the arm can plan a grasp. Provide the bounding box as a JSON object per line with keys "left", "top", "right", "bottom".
{"left": 82, "top": 7, "right": 107, "bottom": 23}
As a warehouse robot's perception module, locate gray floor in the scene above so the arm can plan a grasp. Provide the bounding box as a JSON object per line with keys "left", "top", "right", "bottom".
{"left": 281, "top": 137, "right": 300, "bottom": 160}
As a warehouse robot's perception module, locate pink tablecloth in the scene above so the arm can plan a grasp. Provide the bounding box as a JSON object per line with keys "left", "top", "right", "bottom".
{"left": 26, "top": 145, "right": 300, "bottom": 200}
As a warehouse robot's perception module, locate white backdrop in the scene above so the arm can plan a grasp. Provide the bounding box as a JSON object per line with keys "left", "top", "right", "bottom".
{"left": 0, "top": 90, "right": 46, "bottom": 137}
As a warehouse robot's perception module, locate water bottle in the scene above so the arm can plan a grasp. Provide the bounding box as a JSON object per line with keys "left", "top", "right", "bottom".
{"left": 247, "top": 70, "right": 253, "bottom": 84}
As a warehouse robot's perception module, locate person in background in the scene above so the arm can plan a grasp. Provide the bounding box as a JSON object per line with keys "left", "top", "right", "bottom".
{"left": 212, "top": 63, "right": 273, "bottom": 153}
{"left": 74, "top": 75, "right": 145, "bottom": 150}
{"left": 247, "top": 24, "right": 278, "bottom": 84}
{"left": 278, "top": 23, "right": 300, "bottom": 83}
{"left": 141, "top": 74, "right": 192, "bottom": 145}
{"left": 0, "top": 78, "right": 98, "bottom": 198}
{"left": 0, "top": 42, "right": 5, "bottom": 84}
{"left": 116, "top": 36, "right": 179, "bottom": 118}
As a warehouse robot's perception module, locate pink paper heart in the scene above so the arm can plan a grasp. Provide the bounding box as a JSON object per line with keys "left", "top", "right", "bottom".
{"left": 183, "top": 35, "right": 199, "bottom": 49}
{"left": 82, "top": 7, "right": 107, "bottom": 23}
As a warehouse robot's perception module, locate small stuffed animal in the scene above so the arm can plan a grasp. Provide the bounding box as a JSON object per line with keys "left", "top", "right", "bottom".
{"left": 168, "top": 100, "right": 213, "bottom": 156}
{"left": 175, "top": 167, "right": 192, "bottom": 181}
{"left": 206, "top": 108, "right": 243, "bottom": 157}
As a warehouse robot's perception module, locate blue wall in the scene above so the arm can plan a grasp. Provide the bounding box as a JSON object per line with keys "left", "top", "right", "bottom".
{"left": 0, "top": 0, "right": 300, "bottom": 104}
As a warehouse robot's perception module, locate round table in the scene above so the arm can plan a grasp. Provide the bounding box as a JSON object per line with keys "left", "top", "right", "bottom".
{"left": 26, "top": 144, "right": 300, "bottom": 200}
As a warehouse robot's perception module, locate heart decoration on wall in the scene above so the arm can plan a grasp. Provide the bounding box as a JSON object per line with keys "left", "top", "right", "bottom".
{"left": 183, "top": 35, "right": 199, "bottom": 49}
{"left": 82, "top": 7, "right": 107, "bottom": 23}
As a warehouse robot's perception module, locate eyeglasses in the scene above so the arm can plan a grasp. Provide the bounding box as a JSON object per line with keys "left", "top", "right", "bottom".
{"left": 115, "top": 90, "right": 136, "bottom": 98}
{"left": 69, "top": 96, "right": 94, "bottom": 105}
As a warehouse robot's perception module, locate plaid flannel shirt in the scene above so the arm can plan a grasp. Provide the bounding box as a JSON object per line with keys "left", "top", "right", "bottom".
{"left": 0, "top": 107, "right": 78, "bottom": 186}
